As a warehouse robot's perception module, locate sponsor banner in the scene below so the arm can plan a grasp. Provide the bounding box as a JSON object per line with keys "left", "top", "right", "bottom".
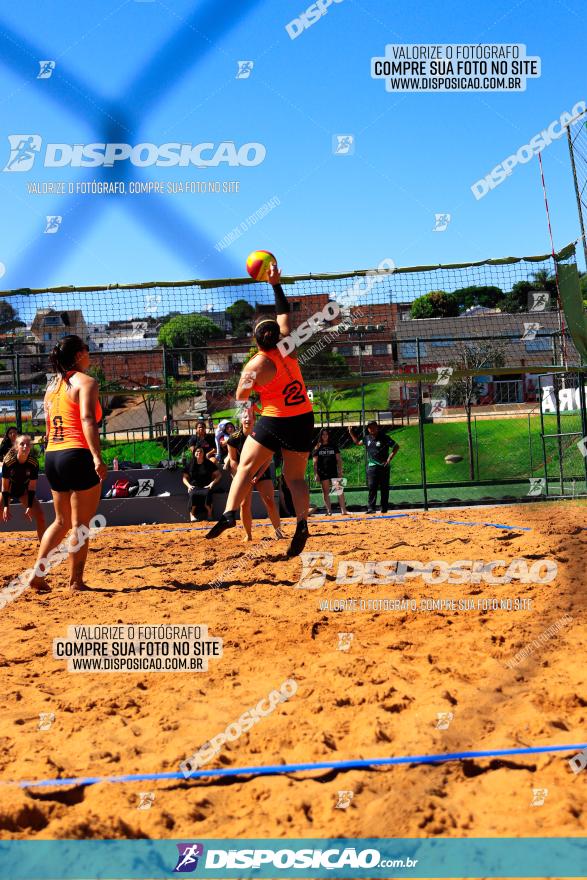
{"left": 0, "top": 838, "right": 586, "bottom": 878}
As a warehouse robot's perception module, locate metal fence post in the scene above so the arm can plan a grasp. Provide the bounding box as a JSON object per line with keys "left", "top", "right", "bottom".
{"left": 162, "top": 345, "right": 172, "bottom": 462}
{"left": 416, "top": 338, "right": 429, "bottom": 510}
{"left": 14, "top": 352, "right": 23, "bottom": 434}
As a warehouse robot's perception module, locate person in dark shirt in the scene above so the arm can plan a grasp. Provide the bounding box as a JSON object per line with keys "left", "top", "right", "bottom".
{"left": 188, "top": 423, "right": 215, "bottom": 461}
{"left": 349, "top": 421, "right": 399, "bottom": 514}
{"left": 182, "top": 445, "right": 222, "bottom": 521}
{"left": 227, "top": 406, "right": 283, "bottom": 542}
{"left": 312, "top": 428, "right": 349, "bottom": 516}
{"left": 1, "top": 434, "right": 46, "bottom": 540}
{"left": 0, "top": 426, "right": 17, "bottom": 464}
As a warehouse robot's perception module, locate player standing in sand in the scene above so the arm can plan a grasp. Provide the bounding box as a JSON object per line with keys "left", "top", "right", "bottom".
{"left": 28, "top": 335, "right": 107, "bottom": 594}
{"left": 226, "top": 405, "right": 284, "bottom": 542}
{"left": 206, "top": 261, "right": 314, "bottom": 557}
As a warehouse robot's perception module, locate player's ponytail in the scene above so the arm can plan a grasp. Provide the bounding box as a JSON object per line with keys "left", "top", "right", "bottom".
{"left": 254, "top": 318, "right": 281, "bottom": 351}
{"left": 49, "top": 335, "right": 88, "bottom": 383}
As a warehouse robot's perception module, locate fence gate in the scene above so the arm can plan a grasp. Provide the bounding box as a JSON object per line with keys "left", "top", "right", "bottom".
{"left": 538, "top": 372, "right": 587, "bottom": 498}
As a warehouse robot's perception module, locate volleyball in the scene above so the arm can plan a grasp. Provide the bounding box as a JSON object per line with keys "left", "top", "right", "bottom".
{"left": 246, "top": 249, "right": 275, "bottom": 281}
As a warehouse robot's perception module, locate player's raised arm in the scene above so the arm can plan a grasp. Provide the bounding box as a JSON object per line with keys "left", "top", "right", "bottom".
{"left": 267, "top": 262, "right": 291, "bottom": 338}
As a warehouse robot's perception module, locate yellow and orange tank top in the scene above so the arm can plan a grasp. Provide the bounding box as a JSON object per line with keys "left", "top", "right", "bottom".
{"left": 252, "top": 348, "right": 313, "bottom": 418}
{"left": 45, "top": 371, "right": 103, "bottom": 452}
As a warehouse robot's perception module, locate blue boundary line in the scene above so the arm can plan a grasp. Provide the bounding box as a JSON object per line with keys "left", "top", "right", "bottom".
{"left": 9, "top": 743, "right": 586, "bottom": 789}
{"left": 0, "top": 511, "right": 534, "bottom": 540}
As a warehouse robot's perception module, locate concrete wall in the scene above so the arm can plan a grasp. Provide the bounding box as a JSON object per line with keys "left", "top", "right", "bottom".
{"left": 2, "top": 467, "right": 278, "bottom": 531}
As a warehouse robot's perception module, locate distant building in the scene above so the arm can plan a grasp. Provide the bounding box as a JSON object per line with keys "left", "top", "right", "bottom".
{"left": 31, "top": 309, "right": 89, "bottom": 352}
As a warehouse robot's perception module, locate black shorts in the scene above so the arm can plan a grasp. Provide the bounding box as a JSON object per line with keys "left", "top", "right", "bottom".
{"left": 251, "top": 411, "right": 315, "bottom": 454}
{"left": 45, "top": 449, "right": 100, "bottom": 493}
{"left": 317, "top": 465, "right": 338, "bottom": 481}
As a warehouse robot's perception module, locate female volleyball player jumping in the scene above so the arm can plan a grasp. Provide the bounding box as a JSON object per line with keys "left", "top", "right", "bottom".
{"left": 29, "top": 335, "right": 106, "bottom": 593}
{"left": 206, "top": 262, "right": 314, "bottom": 557}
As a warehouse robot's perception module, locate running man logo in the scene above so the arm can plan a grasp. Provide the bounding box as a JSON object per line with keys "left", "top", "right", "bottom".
{"left": 173, "top": 843, "right": 205, "bottom": 873}
{"left": 529, "top": 291, "right": 550, "bottom": 311}
{"left": 531, "top": 788, "right": 548, "bottom": 806}
{"left": 330, "top": 477, "right": 347, "bottom": 497}
{"left": 436, "top": 366, "right": 454, "bottom": 386}
{"left": 241, "top": 369, "right": 257, "bottom": 390}
{"left": 144, "top": 293, "right": 162, "bottom": 316}
{"left": 137, "top": 791, "right": 155, "bottom": 810}
{"left": 528, "top": 477, "right": 546, "bottom": 497}
{"left": 337, "top": 632, "right": 354, "bottom": 652}
{"left": 522, "top": 322, "right": 541, "bottom": 341}
{"left": 333, "top": 134, "right": 355, "bottom": 155}
{"left": 436, "top": 711, "right": 454, "bottom": 730}
{"left": 335, "top": 790, "right": 354, "bottom": 809}
{"left": 578, "top": 437, "right": 587, "bottom": 458}
{"left": 38, "top": 712, "right": 55, "bottom": 731}
{"left": 433, "top": 213, "right": 451, "bottom": 232}
{"left": 44, "top": 216, "right": 62, "bottom": 234}
{"left": 37, "top": 60, "right": 56, "bottom": 79}
{"left": 236, "top": 61, "right": 254, "bottom": 79}
{"left": 569, "top": 747, "right": 587, "bottom": 774}
{"left": 4, "top": 135, "right": 42, "bottom": 172}
{"left": 296, "top": 551, "right": 334, "bottom": 589}
{"left": 429, "top": 398, "right": 447, "bottom": 417}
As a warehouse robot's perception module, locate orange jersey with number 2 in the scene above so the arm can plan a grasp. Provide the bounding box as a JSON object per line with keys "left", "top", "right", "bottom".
{"left": 252, "top": 348, "right": 313, "bottom": 418}
{"left": 45, "top": 372, "right": 103, "bottom": 451}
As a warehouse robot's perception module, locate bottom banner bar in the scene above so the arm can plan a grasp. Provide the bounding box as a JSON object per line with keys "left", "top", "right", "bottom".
{"left": 0, "top": 838, "right": 585, "bottom": 879}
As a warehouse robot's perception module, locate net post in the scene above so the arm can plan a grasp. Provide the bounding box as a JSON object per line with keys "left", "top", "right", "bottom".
{"left": 162, "top": 345, "right": 172, "bottom": 463}
{"left": 415, "top": 338, "right": 429, "bottom": 510}
{"left": 14, "top": 352, "right": 22, "bottom": 434}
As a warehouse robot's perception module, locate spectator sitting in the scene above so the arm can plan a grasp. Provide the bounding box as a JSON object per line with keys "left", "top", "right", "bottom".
{"left": 214, "top": 419, "right": 235, "bottom": 464}
{"left": 182, "top": 444, "right": 222, "bottom": 522}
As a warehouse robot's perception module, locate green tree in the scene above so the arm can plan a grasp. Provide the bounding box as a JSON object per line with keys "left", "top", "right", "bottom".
{"left": 158, "top": 314, "right": 223, "bottom": 369}
{"left": 298, "top": 344, "right": 350, "bottom": 380}
{"left": 226, "top": 299, "right": 255, "bottom": 337}
{"left": 451, "top": 285, "right": 503, "bottom": 313}
{"left": 447, "top": 341, "right": 506, "bottom": 479}
{"left": 313, "top": 387, "right": 342, "bottom": 424}
{"left": 498, "top": 270, "right": 557, "bottom": 313}
{"left": 0, "top": 299, "right": 24, "bottom": 335}
{"left": 411, "top": 290, "right": 459, "bottom": 319}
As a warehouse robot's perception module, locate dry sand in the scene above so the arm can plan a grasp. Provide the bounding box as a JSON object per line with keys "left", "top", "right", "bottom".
{"left": 0, "top": 502, "right": 585, "bottom": 842}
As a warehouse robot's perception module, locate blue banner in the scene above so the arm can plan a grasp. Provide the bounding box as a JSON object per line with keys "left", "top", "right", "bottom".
{"left": 0, "top": 838, "right": 586, "bottom": 878}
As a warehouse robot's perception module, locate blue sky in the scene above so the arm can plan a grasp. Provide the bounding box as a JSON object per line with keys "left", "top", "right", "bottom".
{"left": 0, "top": 0, "right": 584, "bottom": 296}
